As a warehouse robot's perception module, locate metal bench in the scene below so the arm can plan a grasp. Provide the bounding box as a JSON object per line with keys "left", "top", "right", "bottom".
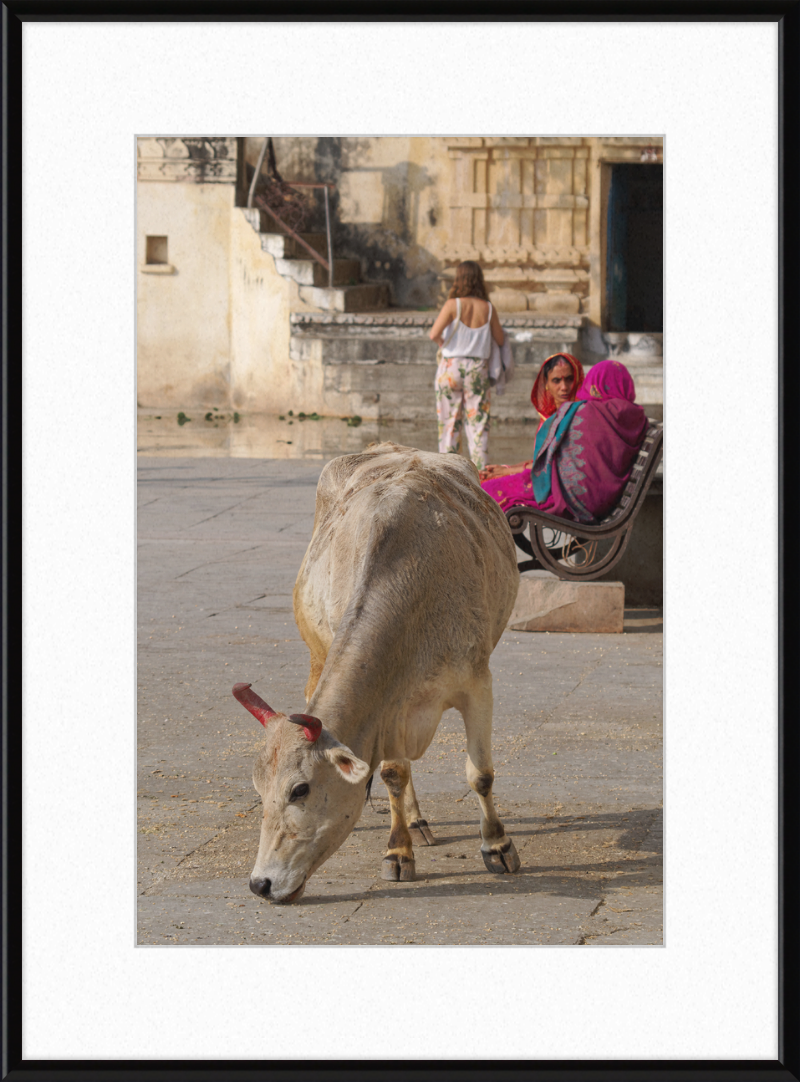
{"left": 504, "top": 420, "right": 663, "bottom": 581}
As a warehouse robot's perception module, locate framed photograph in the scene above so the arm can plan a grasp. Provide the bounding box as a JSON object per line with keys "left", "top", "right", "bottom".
{"left": 5, "top": 5, "right": 793, "bottom": 1076}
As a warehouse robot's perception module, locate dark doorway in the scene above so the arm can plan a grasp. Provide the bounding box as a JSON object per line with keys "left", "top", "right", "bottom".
{"left": 606, "top": 164, "right": 663, "bottom": 332}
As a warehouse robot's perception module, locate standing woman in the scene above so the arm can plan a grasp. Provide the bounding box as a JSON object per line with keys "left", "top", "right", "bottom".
{"left": 428, "top": 260, "right": 504, "bottom": 470}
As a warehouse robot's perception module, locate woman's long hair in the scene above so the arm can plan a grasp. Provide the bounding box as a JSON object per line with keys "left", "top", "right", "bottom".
{"left": 448, "top": 260, "right": 489, "bottom": 301}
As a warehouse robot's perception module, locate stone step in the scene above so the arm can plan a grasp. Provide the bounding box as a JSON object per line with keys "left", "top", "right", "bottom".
{"left": 625, "top": 368, "right": 663, "bottom": 402}
{"left": 240, "top": 211, "right": 328, "bottom": 259}
{"left": 291, "top": 330, "right": 582, "bottom": 369}
{"left": 508, "top": 573, "right": 626, "bottom": 633}
{"left": 298, "top": 282, "right": 392, "bottom": 312}
{"left": 275, "top": 257, "right": 362, "bottom": 288}
{"left": 259, "top": 231, "right": 329, "bottom": 260}
{"left": 242, "top": 207, "right": 326, "bottom": 244}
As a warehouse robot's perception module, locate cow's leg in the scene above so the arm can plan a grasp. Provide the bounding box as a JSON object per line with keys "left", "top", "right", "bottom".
{"left": 379, "top": 759, "right": 416, "bottom": 881}
{"left": 460, "top": 681, "right": 521, "bottom": 874}
{"left": 404, "top": 769, "right": 436, "bottom": 846}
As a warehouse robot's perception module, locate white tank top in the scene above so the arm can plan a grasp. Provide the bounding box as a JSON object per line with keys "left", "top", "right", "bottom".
{"left": 441, "top": 298, "right": 493, "bottom": 360}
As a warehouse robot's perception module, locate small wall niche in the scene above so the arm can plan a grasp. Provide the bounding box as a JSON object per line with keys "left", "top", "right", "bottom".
{"left": 141, "top": 236, "right": 174, "bottom": 274}
{"left": 146, "top": 236, "right": 169, "bottom": 264}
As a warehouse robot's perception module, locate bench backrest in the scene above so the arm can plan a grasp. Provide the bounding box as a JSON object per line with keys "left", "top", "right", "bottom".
{"left": 599, "top": 420, "right": 664, "bottom": 528}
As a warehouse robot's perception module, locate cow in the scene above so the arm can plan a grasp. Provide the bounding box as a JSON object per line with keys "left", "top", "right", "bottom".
{"left": 232, "top": 442, "right": 521, "bottom": 904}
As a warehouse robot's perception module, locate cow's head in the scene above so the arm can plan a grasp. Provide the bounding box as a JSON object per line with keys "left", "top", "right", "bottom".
{"left": 232, "top": 683, "right": 371, "bottom": 904}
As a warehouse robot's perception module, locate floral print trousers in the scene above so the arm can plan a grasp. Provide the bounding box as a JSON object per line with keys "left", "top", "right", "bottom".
{"left": 435, "top": 355, "right": 491, "bottom": 469}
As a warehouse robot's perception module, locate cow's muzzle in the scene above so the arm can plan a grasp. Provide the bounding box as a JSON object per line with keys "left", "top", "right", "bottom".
{"left": 249, "top": 875, "right": 272, "bottom": 898}
{"left": 249, "top": 876, "right": 306, "bottom": 905}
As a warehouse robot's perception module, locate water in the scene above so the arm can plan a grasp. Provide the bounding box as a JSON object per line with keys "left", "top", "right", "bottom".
{"left": 137, "top": 411, "right": 540, "bottom": 465}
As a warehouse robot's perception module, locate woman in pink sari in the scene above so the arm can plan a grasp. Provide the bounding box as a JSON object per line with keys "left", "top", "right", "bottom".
{"left": 480, "top": 359, "right": 649, "bottom": 525}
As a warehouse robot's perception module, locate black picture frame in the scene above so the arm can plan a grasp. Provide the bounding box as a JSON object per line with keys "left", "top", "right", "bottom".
{"left": 2, "top": 2, "right": 796, "bottom": 1079}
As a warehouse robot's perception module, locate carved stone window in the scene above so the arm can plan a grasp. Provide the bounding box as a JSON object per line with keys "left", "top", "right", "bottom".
{"left": 443, "top": 137, "right": 590, "bottom": 267}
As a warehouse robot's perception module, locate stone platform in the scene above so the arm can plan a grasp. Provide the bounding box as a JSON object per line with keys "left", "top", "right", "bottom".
{"left": 289, "top": 310, "right": 663, "bottom": 423}
{"left": 508, "top": 571, "right": 625, "bottom": 634}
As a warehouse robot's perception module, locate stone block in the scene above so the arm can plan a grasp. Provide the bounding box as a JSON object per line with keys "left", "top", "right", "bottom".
{"left": 526, "top": 292, "right": 581, "bottom": 315}
{"left": 489, "top": 288, "right": 528, "bottom": 312}
{"left": 298, "top": 283, "right": 391, "bottom": 312}
{"left": 507, "top": 571, "right": 625, "bottom": 633}
{"left": 597, "top": 489, "right": 663, "bottom": 607}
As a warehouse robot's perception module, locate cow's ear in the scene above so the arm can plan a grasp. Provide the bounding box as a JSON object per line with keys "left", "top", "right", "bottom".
{"left": 323, "top": 745, "right": 371, "bottom": 784}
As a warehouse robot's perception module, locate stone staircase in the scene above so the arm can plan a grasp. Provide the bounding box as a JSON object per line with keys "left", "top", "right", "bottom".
{"left": 242, "top": 208, "right": 390, "bottom": 311}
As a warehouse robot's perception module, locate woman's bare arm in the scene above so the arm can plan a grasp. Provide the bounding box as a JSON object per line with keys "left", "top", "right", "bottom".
{"left": 429, "top": 299, "right": 456, "bottom": 345}
{"left": 478, "top": 459, "right": 532, "bottom": 482}
{"left": 490, "top": 304, "right": 504, "bottom": 346}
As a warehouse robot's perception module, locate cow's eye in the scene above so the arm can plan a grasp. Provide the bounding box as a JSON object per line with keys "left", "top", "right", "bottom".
{"left": 289, "top": 783, "right": 309, "bottom": 803}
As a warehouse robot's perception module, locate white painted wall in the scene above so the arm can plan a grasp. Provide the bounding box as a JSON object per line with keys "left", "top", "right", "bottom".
{"left": 137, "top": 183, "right": 234, "bottom": 408}
{"left": 229, "top": 209, "right": 301, "bottom": 413}
{"left": 138, "top": 182, "right": 327, "bottom": 414}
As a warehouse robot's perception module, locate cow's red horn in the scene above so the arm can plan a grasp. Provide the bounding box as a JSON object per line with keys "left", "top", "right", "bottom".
{"left": 288, "top": 713, "right": 323, "bottom": 743}
{"left": 232, "top": 683, "right": 278, "bottom": 727}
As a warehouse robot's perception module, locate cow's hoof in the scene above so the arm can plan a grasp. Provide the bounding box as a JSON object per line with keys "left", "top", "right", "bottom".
{"left": 408, "top": 819, "right": 436, "bottom": 846}
{"left": 381, "top": 854, "right": 416, "bottom": 882}
{"left": 481, "top": 838, "right": 520, "bottom": 874}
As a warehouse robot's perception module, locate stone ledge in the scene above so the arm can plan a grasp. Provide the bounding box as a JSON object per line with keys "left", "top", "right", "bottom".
{"left": 139, "top": 263, "right": 176, "bottom": 275}
{"left": 290, "top": 311, "right": 584, "bottom": 329}
{"left": 507, "top": 571, "right": 625, "bottom": 633}
{"left": 291, "top": 328, "right": 583, "bottom": 347}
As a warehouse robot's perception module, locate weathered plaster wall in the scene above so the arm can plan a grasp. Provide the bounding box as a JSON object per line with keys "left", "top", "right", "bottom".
{"left": 229, "top": 209, "right": 305, "bottom": 413}
{"left": 249, "top": 136, "right": 449, "bottom": 308}
{"left": 137, "top": 183, "right": 234, "bottom": 408}
{"left": 138, "top": 176, "right": 342, "bottom": 416}
{"left": 247, "top": 136, "right": 663, "bottom": 317}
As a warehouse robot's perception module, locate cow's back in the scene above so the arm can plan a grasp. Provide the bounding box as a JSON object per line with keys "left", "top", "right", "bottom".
{"left": 294, "top": 444, "right": 518, "bottom": 681}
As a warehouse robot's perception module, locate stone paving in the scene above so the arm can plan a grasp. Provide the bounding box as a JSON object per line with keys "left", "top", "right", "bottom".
{"left": 137, "top": 452, "right": 663, "bottom": 947}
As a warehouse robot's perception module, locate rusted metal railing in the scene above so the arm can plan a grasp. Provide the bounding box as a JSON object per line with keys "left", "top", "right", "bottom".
{"left": 247, "top": 139, "right": 336, "bottom": 288}
{"left": 247, "top": 139, "right": 270, "bottom": 209}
